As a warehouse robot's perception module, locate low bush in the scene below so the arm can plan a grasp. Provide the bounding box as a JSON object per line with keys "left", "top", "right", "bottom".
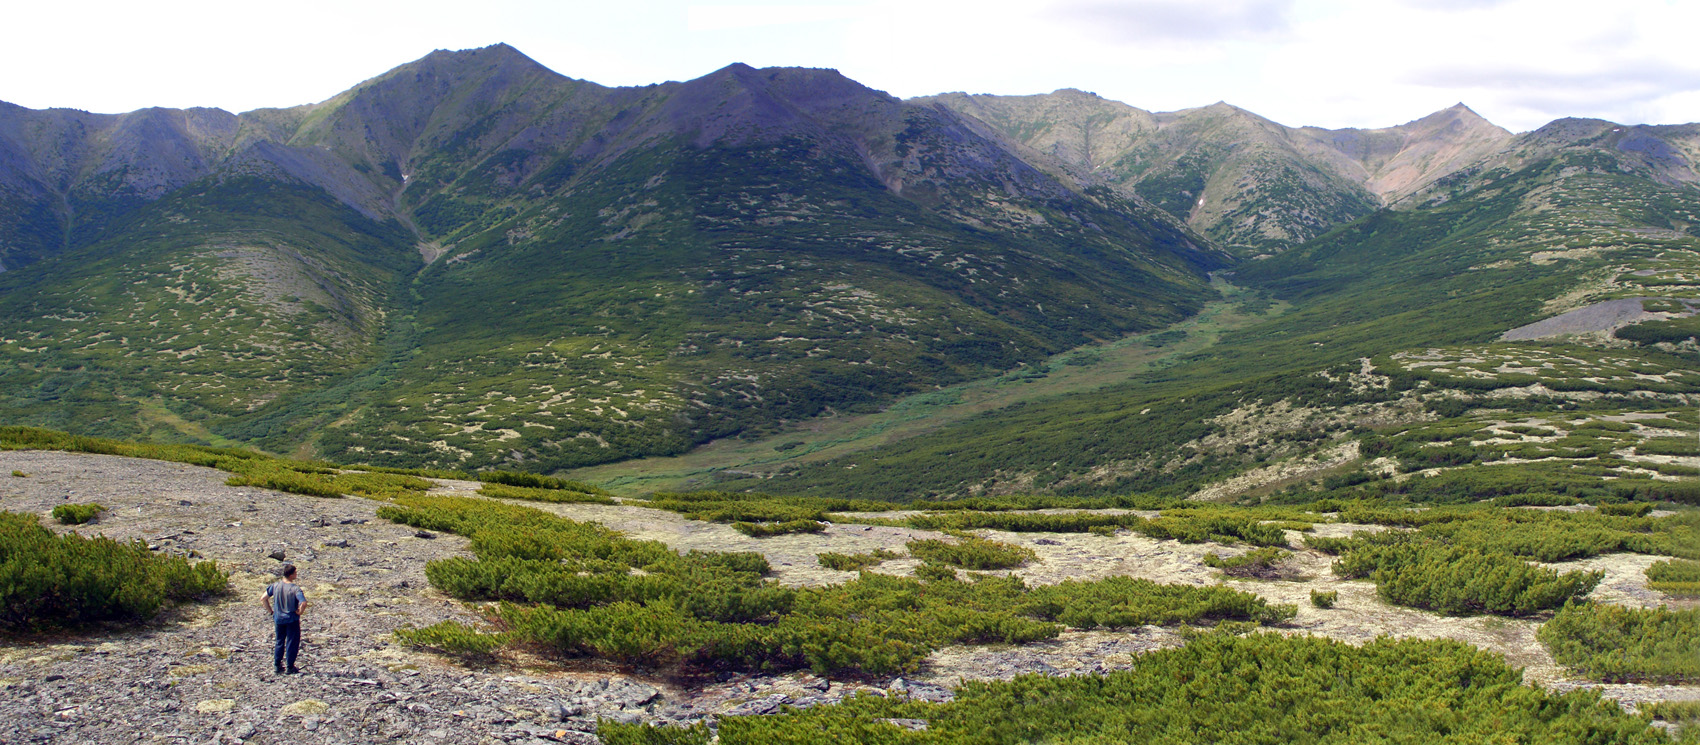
{"left": 732, "top": 520, "right": 824, "bottom": 538}
{"left": 380, "top": 496, "right": 1290, "bottom": 676}
{"left": 0, "top": 511, "right": 227, "bottom": 629}
{"left": 1203, "top": 547, "right": 1292, "bottom": 578}
{"left": 1540, "top": 602, "right": 1700, "bottom": 683}
{"left": 51, "top": 503, "right": 105, "bottom": 525}
{"left": 1646, "top": 559, "right": 1700, "bottom": 596}
{"left": 1311, "top": 589, "right": 1339, "bottom": 608}
{"left": 907, "top": 535, "right": 1035, "bottom": 570}
{"left": 478, "top": 482, "right": 617, "bottom": 505}
{"left": 1598, "top": 502, "right": 1656, "bottom": 517}
{"left": 816, "top": 549, "right": 901, "bottom": 571}
{"left": 1643, "top": 700, "right": 1700, "bottom": 724}
{"left": 222, "top": 460, "right": 344, "bottom": 498}
{"left": 476, "top": 471, "right": 608, "bottom": 494}
{"left": 1332, "top": 533, "right": 1601, "bottom": 616}
{"left": 600, "top": 633, "right": 1670, "bottom": 744}
{"left": 1019, "top": 576, "right": 1295, "bottom": 628}
{"left": 394, "top": 620, "right": 509, "bottom": 656}
{"left": 640, "top": 491, "right": 890, "bottom": 524}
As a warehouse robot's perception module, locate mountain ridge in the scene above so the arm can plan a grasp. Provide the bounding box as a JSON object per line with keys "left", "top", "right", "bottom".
{"left": 0, "top": 44, "right": 1229, "bottom": 471}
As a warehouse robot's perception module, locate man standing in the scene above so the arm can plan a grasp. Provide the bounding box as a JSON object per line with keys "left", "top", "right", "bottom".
{"left": 263, "top": 564, "right": 307, "bottom": 675}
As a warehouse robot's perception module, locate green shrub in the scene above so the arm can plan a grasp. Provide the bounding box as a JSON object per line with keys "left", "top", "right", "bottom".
{"left": 1020, "top": 576, "right": 1296, "bottom": 628}
{"left": 1598, "top": 502, "right": 1656, "bottom": 517}
{"left": 1333, "top": 534, "right": 1601, "bottom": 616}
{"left": 1540, "top": 602, "right": 1700, "bottom": 683}
{"left": 1647, "top": 559, "right": 1700, "bottom": 596}
{"left": 9, "top": 470, "right": 25, "bottom": 478}
{"left": 907, "top": 535, "right": 1035, "bottom": 570}
{"left": 1203, "top": 547, "right": 1292, "bottom": 577}
{"left": 817, "top": 549, "right": 900, "bottom": 571}
{"left": 223, "top": 461, "right": 345, "bottom": 498}
{"left": 380, "top": 496, "right": 1290, "bottom": 676}
{"left": 394, "top": 620, "right": 509, "bottom": 656}
{"left": 641, "top": 491, "right": 890, "bottom": 524}
{"left": 0, "top": 511, "right": 227, "bottom": 629}
{"left": 51, "top": 503, "right": 106, "bottom": 525}
{"left": 732, "top": 520, "right": 825, "bottom": 538}
{"left": 476, "top": 470, "right": 608, "bottom": 494}
{"left": 1644, "top": 700, "right": 1700, "bottom": 723}
{"left": 1636, "top": 438, "right": 1700, "bottom": 457}
{"left": 600, "top": 633, "right": 1670, "bottom": 744}
{"left": 1311, "top": 589, "right": 1339, "bottom": 608}
{"left": 478, "top": 482, "right": 617, "bottom": 505}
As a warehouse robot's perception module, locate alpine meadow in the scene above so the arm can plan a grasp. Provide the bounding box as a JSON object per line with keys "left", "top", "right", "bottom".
{"left": 0, "top": 43, "right": 1697, "bottom": 745}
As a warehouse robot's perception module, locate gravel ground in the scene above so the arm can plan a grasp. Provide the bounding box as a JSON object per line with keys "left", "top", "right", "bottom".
{"left": 0, "top": 450, "right": 1694, "bottom": 744}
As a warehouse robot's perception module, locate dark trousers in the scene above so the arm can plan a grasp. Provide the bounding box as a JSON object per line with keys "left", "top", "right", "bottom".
{"left": 274, "top": 620, "right": 301, "bottom": 670}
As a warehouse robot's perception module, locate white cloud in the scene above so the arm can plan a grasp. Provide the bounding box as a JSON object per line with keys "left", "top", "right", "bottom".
{"left": 687, "top": 4, "right": 865, "bottom": 32}
{"left": 0, "top": 0, "right": 1696, "bottom": 131}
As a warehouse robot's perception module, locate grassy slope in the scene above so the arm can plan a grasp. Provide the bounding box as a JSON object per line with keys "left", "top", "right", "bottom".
{"left": 0, "top": 178, "right": 416, "bottom": 443}
{"left": 566, "top": 278, "right": 1285, "bottom": 495}
{"left": 725, "top": 149, "right": 1700, "bottom": 500}
{"left": 310, "top": 138, "right": 1221, "bottom": 472}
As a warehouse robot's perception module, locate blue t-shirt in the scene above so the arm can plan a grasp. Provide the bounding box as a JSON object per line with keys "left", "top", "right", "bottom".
{"left": 266, "top": 580, "right": 306, "bottom": 624}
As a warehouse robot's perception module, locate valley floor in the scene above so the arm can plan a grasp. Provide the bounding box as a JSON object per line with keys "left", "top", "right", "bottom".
{"left": 0, "top": 450, "right": 1693, "bottom": 744}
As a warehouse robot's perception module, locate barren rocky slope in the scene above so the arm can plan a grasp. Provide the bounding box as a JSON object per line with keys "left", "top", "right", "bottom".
{"left": 2, "top": 450, "right": 1694, "bottom": 744}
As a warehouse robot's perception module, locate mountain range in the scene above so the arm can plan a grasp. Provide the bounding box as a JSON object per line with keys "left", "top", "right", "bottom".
{"left": 1, "top": 44, "right": 1696, "bottom": 491}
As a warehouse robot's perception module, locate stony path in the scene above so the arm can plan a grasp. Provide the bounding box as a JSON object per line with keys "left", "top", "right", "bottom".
{"left": 0, "top": 450, "right": 1694, "bottom": 744}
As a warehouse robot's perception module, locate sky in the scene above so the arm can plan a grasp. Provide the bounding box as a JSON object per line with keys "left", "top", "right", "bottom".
{"left": 3, "top": 0, "right": 1697, "bottom": 133}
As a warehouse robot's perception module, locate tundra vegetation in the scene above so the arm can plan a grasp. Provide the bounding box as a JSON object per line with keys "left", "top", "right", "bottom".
{"left": 599, "top": 632, "right": 1674, "bottom": 745}
{"left": 0, "top": 511, "right": 227, "bottom": 630}
{"left": 5, "top": 425, "right": 1698, "bottom": 743}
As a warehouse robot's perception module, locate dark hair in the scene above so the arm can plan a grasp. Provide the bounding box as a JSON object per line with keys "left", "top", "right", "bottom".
{"left": 280, "top": 563, "right": 297, "bottom": 579}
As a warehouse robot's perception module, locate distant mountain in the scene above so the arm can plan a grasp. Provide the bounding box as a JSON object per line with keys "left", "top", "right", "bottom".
{"left": 920, "top": 91, "right": 1511, "bottom": 256}
{"left": 0, "top": 45, "right": 1224, "bottom": 471}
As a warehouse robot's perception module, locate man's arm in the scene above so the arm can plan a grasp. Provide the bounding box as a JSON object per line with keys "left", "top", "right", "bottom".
{"left": 263, "top": 586, "right": 274, "bottom": 615}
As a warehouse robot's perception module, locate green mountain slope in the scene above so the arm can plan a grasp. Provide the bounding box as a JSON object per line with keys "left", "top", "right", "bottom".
{"left": 721, "top": 117, "right": 1700, "bottom": 500}
{"left": 0, "top": 46, "right": 1226, "bottom": 470}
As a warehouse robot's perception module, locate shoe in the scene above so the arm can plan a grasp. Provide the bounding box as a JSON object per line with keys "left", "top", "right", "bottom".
{"left": 275, "top": 666, "right": 285, "bottom": 675}
{"left": 286, "top": 666, "right": 300, "bottom": 675}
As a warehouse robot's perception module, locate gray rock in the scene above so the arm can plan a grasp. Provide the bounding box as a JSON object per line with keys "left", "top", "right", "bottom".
{"left": 414, "top": 531, "right": 436, "bottom": 540}
{"left": 879, "top": 718, "right": 929, "bottom": 731}
{"left": 267, "top": 550, "right": 286, "bottom": 561}
{"left": 725, "top": 695, "right": 791, "bottom": 717}
{"left": 887, "top": 678, "right": 954, "bottom": 703}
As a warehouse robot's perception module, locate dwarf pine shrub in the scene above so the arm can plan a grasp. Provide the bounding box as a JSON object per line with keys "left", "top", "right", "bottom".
{"left": 51, "top": 502, "right": 106, "bottom": 525}
{"left": 0, "top": 511, "right": 227, "bottom": 629}
{"left": 732, "top": 519, "right": 824, "bottom": 537}
{"left": 379, "top": 496, "right": 1293, "bottom": 676}
{"left": 600, "top": 633, "right": 1670, "bottom": 745}
{"left": 1647, "top": 559, "right": 1700, "bottom": 596}
{"left": 1540, "top": 602, "right": 1700, "bottom": 683}
{"left": 817, "top": 549, "right": 901, "bottom": 571}
{"left": 906, "top": 534, "right": 1035, "bottom": 569}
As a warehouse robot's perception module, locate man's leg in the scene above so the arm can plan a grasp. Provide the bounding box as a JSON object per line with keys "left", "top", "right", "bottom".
{"left": 284, "top": 620, "right": 301, "bottom": 673}
{"left": 274, "top": 622, "right": 286, "bottom": 673}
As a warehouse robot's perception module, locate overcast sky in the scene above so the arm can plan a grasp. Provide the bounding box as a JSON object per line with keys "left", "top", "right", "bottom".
{"left": 4, "top": 0, "right": 1696, "bottom": 132}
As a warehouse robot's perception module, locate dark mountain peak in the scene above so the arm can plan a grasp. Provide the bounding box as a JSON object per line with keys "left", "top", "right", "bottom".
{"left": 411, "top": 43, "right": 552, "bottom": 76}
